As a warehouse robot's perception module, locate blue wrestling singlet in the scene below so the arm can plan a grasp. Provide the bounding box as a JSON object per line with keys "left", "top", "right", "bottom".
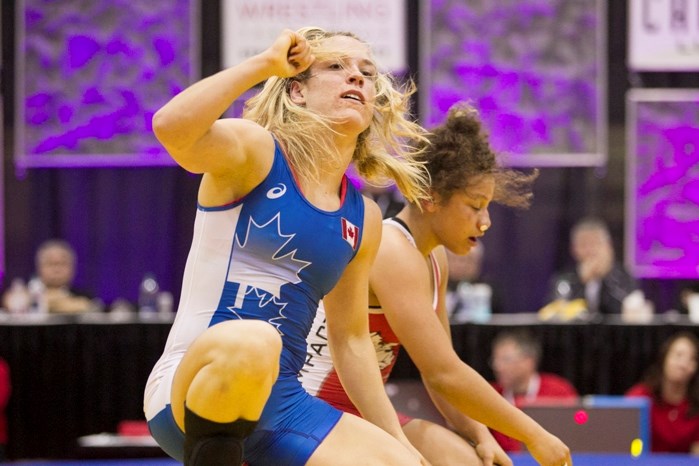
{"left": 144, "top": 137, "right": 365, "bottom": 465}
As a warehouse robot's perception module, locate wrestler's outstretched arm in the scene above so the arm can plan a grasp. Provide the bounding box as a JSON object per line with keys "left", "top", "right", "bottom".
{"left": 323, "top": 199, "right": 429, "bottom": 466}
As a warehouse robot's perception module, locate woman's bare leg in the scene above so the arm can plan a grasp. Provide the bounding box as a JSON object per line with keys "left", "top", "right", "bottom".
{"left": 307, "top": 413, "right": 422, "bottom": 466}
{"left": 170, "top": 319, "right": 282, "bottom": 429}
{"left": 403, "top": 418, "right": 483, "bottom": 466}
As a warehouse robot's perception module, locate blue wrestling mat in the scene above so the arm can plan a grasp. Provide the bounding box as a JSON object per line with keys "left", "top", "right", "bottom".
{"left": 511, "top": 453, "right": 698, "bottom": 465}
{"left": 9, "top": 461, "right": 176, "bottom": 466}
{"left": 10, "top": 454, "right": 699, "bottom": 465}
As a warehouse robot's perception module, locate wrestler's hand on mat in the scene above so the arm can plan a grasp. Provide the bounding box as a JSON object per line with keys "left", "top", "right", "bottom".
{"left": 474, "top": 437, "right": 512, "bottom": 466}
{"left": 526, "top": 432, "right": 572, "bottom": 466}
{"left": 261, "top": 29, "right": 315, "bottom": 79}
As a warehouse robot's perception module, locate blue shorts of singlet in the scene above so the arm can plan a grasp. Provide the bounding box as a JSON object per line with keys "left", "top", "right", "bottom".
{"left": 148, "top": 376, "right": 343, "bottom": 466}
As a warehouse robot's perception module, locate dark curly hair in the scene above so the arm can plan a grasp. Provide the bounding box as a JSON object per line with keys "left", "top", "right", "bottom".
{"left": 641, "top": 331, "right": 699, "bottom": 417}
{"left": 418, "top": 103, "right": 538, "bottom": 208}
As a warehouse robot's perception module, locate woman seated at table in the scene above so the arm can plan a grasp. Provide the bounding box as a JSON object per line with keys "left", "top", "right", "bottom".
{"left": 626, "top": 331, "right": 699, "bottom": 454}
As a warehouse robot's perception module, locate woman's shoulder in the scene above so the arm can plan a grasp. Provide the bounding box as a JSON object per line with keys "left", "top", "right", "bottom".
{"left": 237, "top": 120, "right": 275, "bottom": 150}
{"left": 380, "top": 218, "right": 415, "bottom": 248}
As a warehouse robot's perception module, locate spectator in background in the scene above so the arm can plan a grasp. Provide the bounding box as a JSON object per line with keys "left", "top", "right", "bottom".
{"left": 1, "top": 239, "right": 97, "bottom": 314}
{"left": 490, "top": 329, "right": 578, "bottom": 452}
{"left": 676, "top": 281, "right": 699, "bottom": 317}
{"left": 545, "top": 217, "right": 639, "bottom": 317}
{"left": 33, "top": 240, "right": 96, "bottom": 313}
{"left": 626, "top": 331, "right": 699, "bottom": 454}
{"left": 0, "top": 357, "right": 10, "bottom": 462}
{"left": 446, "top": 242, "right": 503, "bottom": 322}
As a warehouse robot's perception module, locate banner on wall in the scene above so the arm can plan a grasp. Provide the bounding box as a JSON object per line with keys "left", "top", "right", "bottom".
{"left": 628, "top": 0, "right": 699, "bottom": 71}
{"left": 420, "top": 0, "right": 607, "bottom": 167}
{"left": 15, "top": 0, "right": 200, "bottom": 169}
{"left": 0, "top": 95, "right": 4, "bottom": 282}
{"left": 221, "top": 0, "right": 407, "bottom": 74}
{"left": 0, "top": 8, "right": 4, "bottom": 282}
{"left": 625, "top": 89, "right": 699, "bottom": 279}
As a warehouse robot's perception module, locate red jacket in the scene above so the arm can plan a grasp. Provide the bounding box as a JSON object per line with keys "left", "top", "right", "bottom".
{"left": 490, "top": 373, "right": 578, "bottom": 451}
{"left": 0, "top": 358, "right": 10, "bottom": 445}
{"left": 626, "top": 383, "right": 699, "bottom": 453}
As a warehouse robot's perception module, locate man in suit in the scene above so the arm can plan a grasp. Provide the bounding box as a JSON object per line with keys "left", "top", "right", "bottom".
{"left": 549, "top": 217, "right": 639, "bottom": 315}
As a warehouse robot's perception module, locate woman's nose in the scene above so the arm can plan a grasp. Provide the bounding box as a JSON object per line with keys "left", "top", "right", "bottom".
{"left": 347, "top": 68, "right": 364, "bottom": 86}
{"left": 478, "top": 209, "right": 491, "bottom": 232}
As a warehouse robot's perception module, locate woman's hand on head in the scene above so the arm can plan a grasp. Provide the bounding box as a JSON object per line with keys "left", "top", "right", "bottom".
{"left": 262, "top": 29, "right": 315, "bottom": 78}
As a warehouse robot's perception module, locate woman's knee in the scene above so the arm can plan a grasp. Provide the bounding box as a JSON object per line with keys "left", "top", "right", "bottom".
{"left": 172, "top": 320, "right": 282, "bottom": 422}
{"left": 403, "top": 419, "right": 481, "bottom": 466}
{"left": 204, "top": 320, "right": 281, "bottom": 364}
{"left": 183, "top": 320, "right": 282, "bottom": 386}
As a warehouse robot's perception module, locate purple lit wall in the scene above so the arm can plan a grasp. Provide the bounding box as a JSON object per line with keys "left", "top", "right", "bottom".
{"left": 1, "top": 7, "right": 3, "bottom": 283}
{"left": 420, "top": 0, "right": 606, "bottom": 167}
{"left": 15, "top": 0, "right": 199, "bottom": 168}
{"left": 626, "top": 89, "right": 699, "bottom": 279}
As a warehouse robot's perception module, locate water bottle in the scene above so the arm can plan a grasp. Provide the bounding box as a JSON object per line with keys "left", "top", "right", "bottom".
{"left": 453, "top": 282, "right": 493, "bottom": 323}
{"left": 138, "top": 273, "right": 159, "bottom": 314}
{"left": 453, "top": 282, "right": 475, "bottom": 323}
{"left": 555, "top": 278, "right": 572, "bottom": 300}
{"left": 157, "top": 291, "right": 174, "bottom": 315}
{"left": 28, "top": 277, "right": 48, "bottom": 314}
{"left": 4, "top": 278, "right": 31, "bottom": 314}
{"left": 470, "top": 283, "right": 492, "bottom": 323}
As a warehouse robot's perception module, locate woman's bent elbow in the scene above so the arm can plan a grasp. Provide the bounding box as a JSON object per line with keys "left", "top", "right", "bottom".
{"left": 151, "top": 111, "right": 195, "bottom": 164}
{"left": 151, "top": 110, "right": 174, "bottom": 143}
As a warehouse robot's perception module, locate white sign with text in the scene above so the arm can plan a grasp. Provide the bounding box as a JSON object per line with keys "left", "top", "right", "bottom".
{"left": 628, "top": 0, "right": 699, "bottom": 71}
{"left": 222, "top": 0, "right": 407, "bottom": 73}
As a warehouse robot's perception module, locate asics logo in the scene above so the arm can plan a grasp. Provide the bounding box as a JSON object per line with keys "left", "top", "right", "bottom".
{"left": 267, "top": 183, "right": 287, "bottom": 199}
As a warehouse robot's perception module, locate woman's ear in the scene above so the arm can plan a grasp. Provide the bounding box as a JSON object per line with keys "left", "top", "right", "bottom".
{"left": 288, "top": 80, "right": 306, "bottom": 105}
{"left": 421, "top": 193, "right": 439, "bottom": 213}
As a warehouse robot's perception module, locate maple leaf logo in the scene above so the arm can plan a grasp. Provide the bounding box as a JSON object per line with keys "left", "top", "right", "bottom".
{"left": 228, "top": 213, "right": 311, "bottom": 310}
{"left": 228, "top": 288, "right": 290, "bottom": 334}
{"left": 371, "top": 331, "right": 399, "bottom": 370}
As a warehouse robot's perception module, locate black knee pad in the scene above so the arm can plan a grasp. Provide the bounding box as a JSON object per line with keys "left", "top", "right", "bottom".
{"left": 183, "top": 404, "right": 258, "bottom": 466}
{"left": 186, "top": 436, "right": 243, "bottom": 466}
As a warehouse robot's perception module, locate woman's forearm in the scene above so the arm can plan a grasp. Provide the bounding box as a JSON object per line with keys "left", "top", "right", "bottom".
{"left": 152, "top": 53, "right": 271, "bottom": 152}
